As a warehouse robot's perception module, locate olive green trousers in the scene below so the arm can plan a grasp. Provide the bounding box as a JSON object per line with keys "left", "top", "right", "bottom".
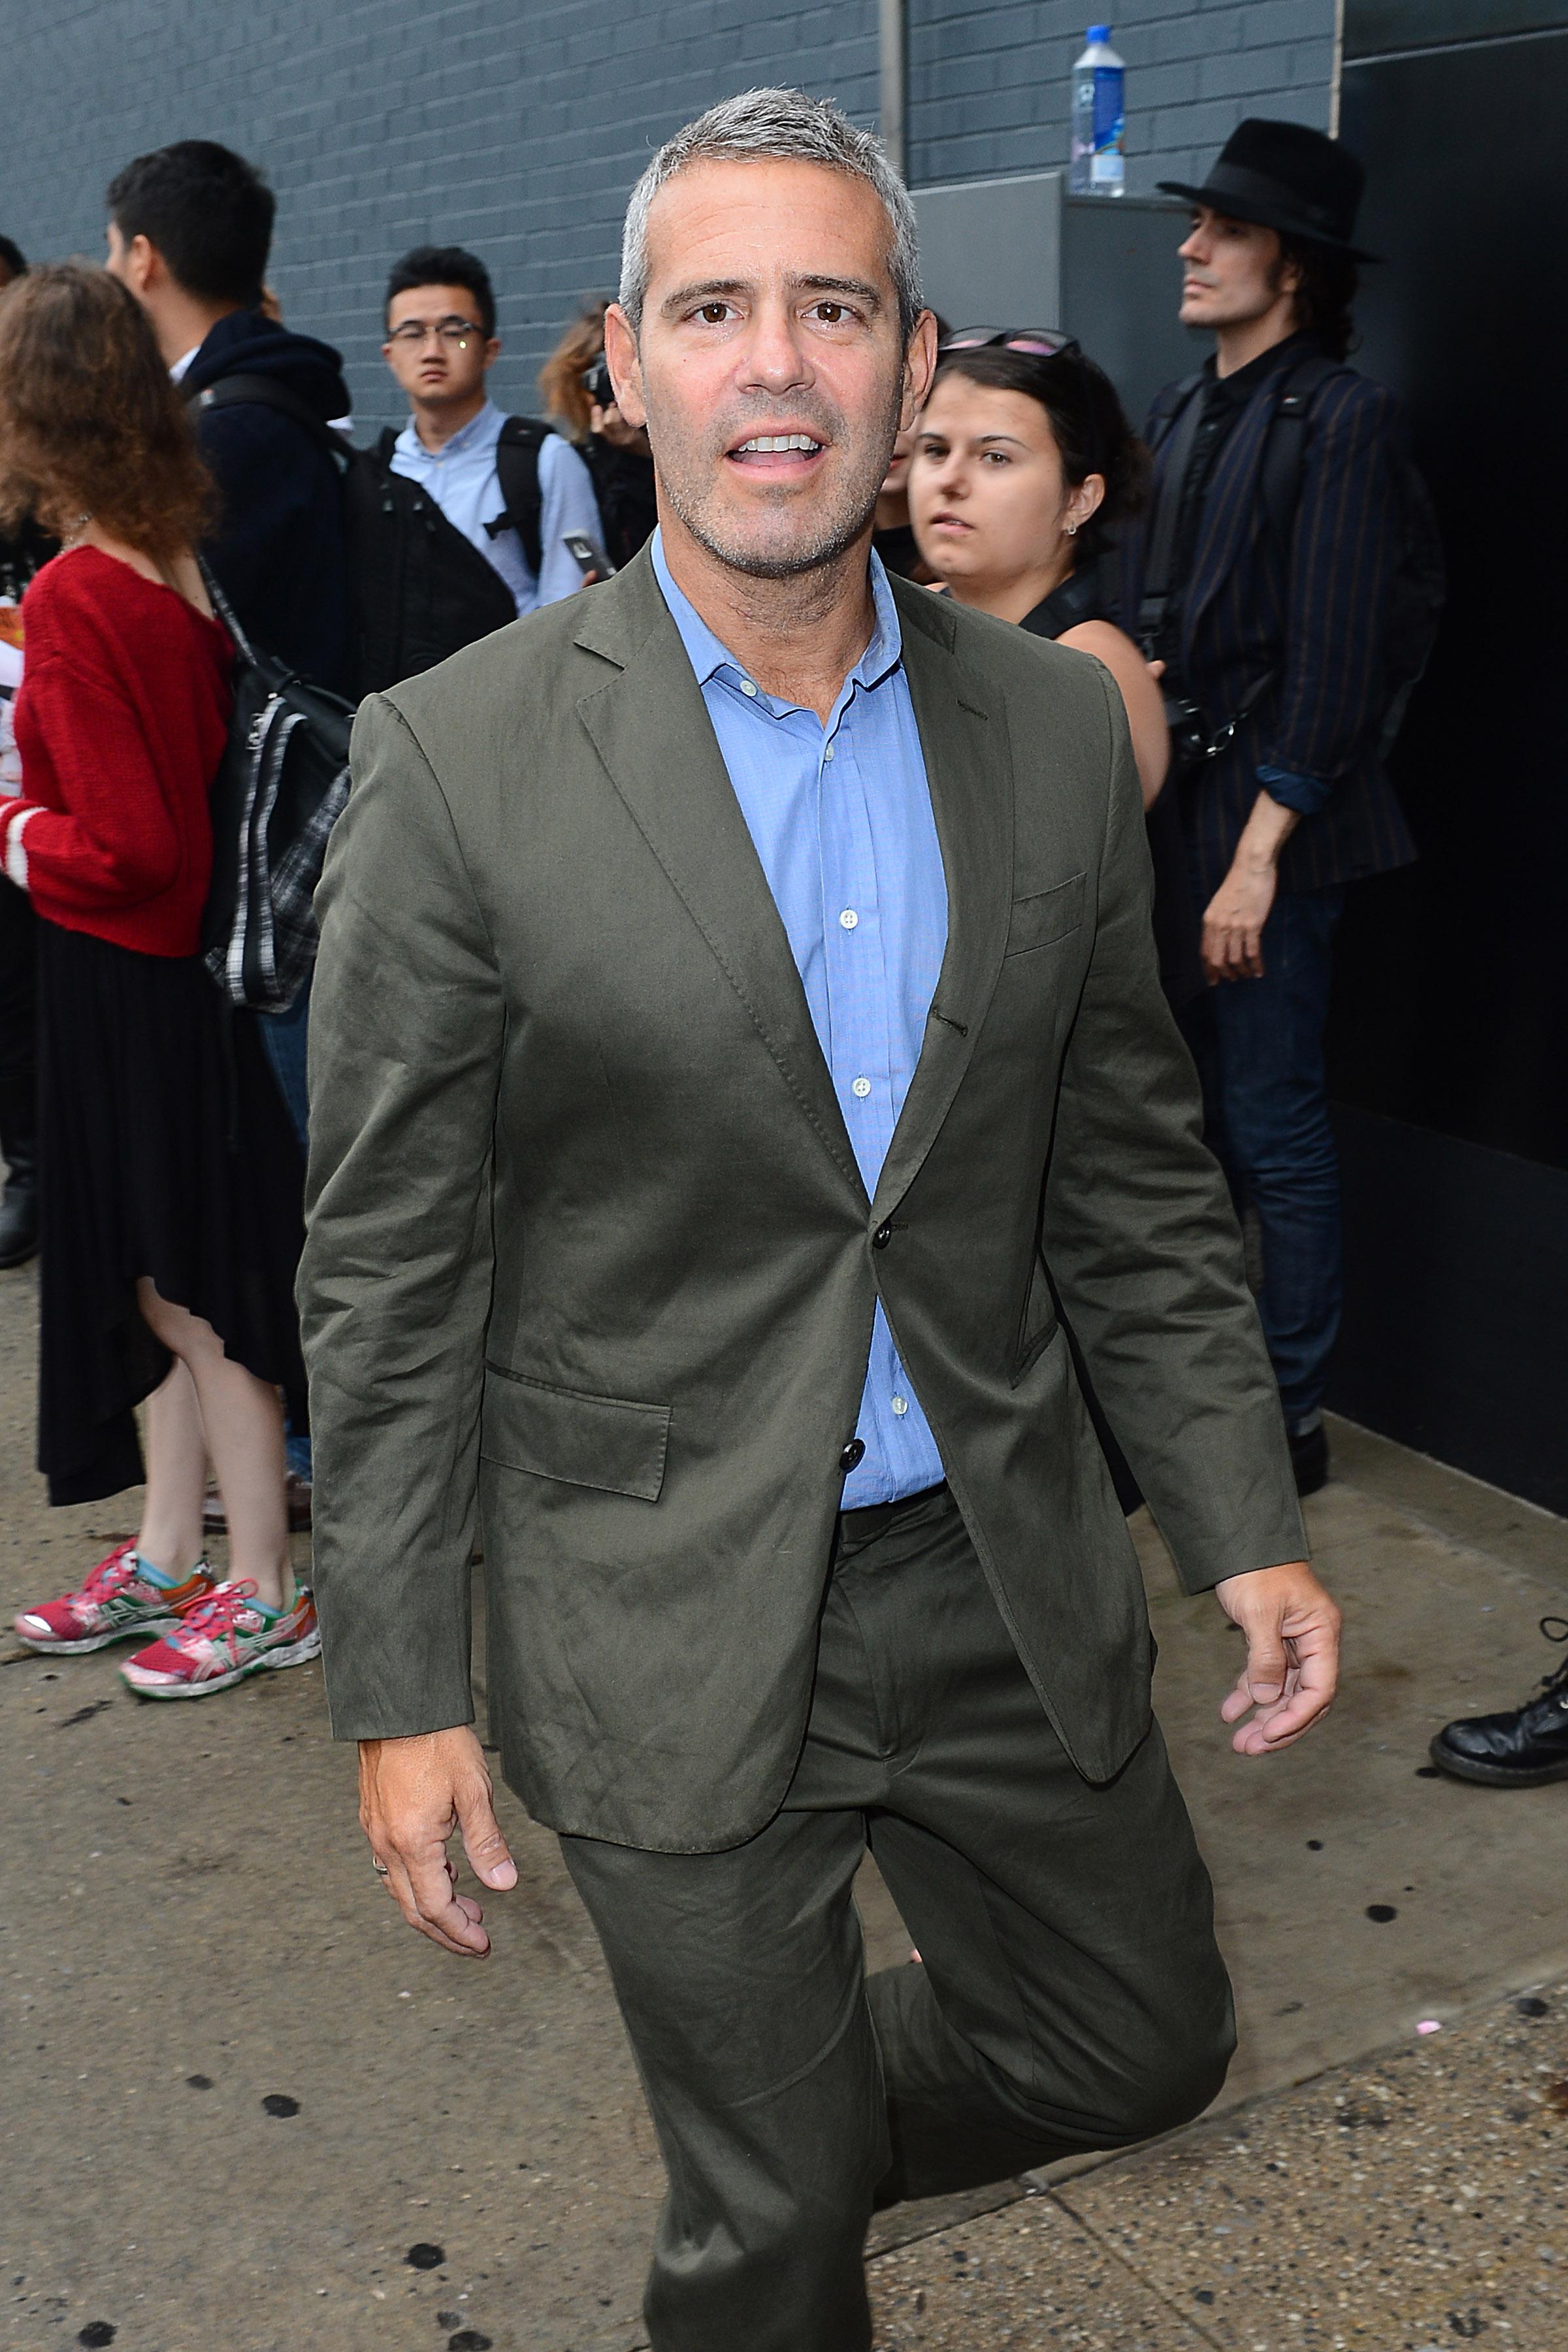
{"left": 562, "top": 1484, "right": 1233, "bottom": 2351}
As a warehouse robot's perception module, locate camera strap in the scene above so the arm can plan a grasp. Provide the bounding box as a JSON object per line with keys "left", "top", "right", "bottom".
{"left": 1137, "top": 373, "right": 1209, "bottom": 659}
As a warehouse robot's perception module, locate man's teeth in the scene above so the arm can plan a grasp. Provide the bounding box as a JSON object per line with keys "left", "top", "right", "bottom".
{"left": 736, "top": 434, "right": 822, "bottom": 453}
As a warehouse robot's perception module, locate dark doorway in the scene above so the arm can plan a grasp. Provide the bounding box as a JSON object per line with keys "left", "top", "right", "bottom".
{"left": 1330, "top": 12, "right": 1568, "bottom": 1509}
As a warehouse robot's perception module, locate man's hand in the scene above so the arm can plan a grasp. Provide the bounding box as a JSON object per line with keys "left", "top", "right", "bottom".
{"left": 1201, "top": 789, "right": 1300, "bottom": 983}
{"left": 359, "top": 1727, "right": 517, "bottom": 1956}
{"left": 1213, "top": 1561, "right": 1341, "bottom": 1756}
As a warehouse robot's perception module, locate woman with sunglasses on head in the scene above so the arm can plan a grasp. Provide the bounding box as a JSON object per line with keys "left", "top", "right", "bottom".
{"left": 0, "top": 264, "right": 316, "bottom": 1697}
{"left": 909, "top": 332, "right": 1169, "bottom": 808}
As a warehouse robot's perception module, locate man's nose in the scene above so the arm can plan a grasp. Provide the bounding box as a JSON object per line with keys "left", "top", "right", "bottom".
{"left": 1179, "top": 230, "right": 1205, "bottom": 263}
{"left": 736, "top": 305, "right": 813, "bottom": 394}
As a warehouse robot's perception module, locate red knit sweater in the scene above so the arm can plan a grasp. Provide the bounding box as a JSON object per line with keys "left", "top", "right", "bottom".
{"left": 3, "top": 547, "right": 233, "bottom": 956}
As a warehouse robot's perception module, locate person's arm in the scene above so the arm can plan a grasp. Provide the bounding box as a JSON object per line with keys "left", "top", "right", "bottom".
{"left": 300, "top": 693, "right": 515, "bottom": 1953}
{"left": 1201, "top": 380, "right": 1404, "bottom": 982}
{"left": 0, "top": 651, "right": 186, "bottom": 911}
{"left": 1058, "top": 617, "right": 1169, "bottom": 808}
{"left": 532, "top": 435, "right": 608, "bottom": 606}
{"left": 1039, "top": 668, "right": 1338, "bottom": 1748}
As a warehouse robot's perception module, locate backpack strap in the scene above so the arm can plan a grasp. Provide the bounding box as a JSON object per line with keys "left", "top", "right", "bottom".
{"left": 489, "top": 417, "right": 551, "bottom": 580}
{"left": 1258, "top": 352, "right": 1347, "bottom": 553}
{"left": 188, "top": 372, "right": 350, "bottom": 472}
{"left": 374, "top": 425, "right": 399, "bottom": 467}
{"left": 1136, "top": 374, "right": 1209, "bottom": 653}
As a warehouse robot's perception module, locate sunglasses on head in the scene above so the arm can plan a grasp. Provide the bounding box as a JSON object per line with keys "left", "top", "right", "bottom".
{"left": 939, "top": 328, "right": 1081, "bottom": 359}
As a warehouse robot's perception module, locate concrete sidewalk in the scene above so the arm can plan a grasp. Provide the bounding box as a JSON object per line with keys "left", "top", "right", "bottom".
{"left": 3, "top": 1252, "right": 1567, "bottom": 2351}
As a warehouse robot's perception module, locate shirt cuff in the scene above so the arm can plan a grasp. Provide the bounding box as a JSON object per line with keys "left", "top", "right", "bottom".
{"left": 1256, "top": 764, "right": 1333, "bottom": 819}
{"left": 1, "top": 803, "right": 41, "bottom": 891}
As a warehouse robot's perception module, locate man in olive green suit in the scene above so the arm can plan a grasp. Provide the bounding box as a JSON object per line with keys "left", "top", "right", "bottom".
{"left": 300, "top": 90, "right": 1341, "bottom": 2352}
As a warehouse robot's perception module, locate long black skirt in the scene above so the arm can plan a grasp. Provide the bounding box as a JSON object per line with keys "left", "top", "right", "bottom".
{"left": 36, "top": 921, "right": 307, "bottom": 1506}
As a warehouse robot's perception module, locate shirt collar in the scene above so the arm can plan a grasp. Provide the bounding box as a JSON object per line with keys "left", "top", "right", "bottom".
{"left": 1205, "top": 329, "right": 1317, "bottom": 404}
{"left": 169, "top": 346, "right": 201, "bottom": 385}
{"left": 393, "top": 395, "right": 504, "bottom": 464}
{"left": 650, "top": 527, "right": 904, "bottom": 710}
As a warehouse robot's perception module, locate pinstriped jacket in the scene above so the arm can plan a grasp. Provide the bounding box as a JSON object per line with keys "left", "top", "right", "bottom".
{"left": 1120, "top": 343, "right": 1420, "bottom": 901}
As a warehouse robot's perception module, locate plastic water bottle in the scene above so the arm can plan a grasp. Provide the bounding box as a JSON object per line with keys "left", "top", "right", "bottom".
{"left": 1070, "top": 25, "right": 1126, "bottom": 197}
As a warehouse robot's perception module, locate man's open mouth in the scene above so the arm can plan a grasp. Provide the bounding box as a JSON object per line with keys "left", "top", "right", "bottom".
{"left": 727, "top": 432, "right": 826, "bottom": 468}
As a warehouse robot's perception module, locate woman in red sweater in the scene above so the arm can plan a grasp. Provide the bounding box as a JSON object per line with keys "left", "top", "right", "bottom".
{"left": 0, "top": 264, "right": 317, "bottom": 1697}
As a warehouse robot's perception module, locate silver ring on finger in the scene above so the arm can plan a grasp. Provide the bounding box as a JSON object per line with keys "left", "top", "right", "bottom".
{"left": 372, "top": 1859, "right": 390, "bottom": 1878}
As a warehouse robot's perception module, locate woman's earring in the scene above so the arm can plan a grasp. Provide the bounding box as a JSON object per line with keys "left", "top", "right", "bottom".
{"left": 1066, "top": 524, "right": 1079, "bottom": 536}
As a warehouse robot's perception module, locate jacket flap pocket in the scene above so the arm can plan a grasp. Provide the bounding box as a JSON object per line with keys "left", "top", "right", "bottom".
{"left": 481, "top": 1366, "right": 671, "bottom": 1501}
{"left": 1005, "top": 871, "right": 1086, "bottom": 956}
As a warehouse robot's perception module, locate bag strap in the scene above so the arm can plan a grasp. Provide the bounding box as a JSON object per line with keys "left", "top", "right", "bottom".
{"left": 1137, "top": 374, "right": 1209, "bottom": 651}
{"left": 188, "top": 373, "right": 351, "bottom": 472}
{"left": 488, "top": 416, "right": 549, "bottom": 578}
{"left": 1258, "top": 352, "right": 1345, "bottom": 554}
{"left": 195, "top": 554, "right": 257, "bottom": 669}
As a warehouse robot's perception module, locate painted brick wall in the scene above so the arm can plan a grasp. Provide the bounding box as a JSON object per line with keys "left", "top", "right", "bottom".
{"left": 2, "top": 0, "right": 1330, "bottom": 431}
{"left": 907, "top": 0, "right": 1337, "bottom": 191}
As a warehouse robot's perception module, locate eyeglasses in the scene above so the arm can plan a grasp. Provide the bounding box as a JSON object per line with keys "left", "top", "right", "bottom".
{"left": 387, "top": 317, "right": 485, "bottom": 348}
{"left": 939, "top": 327, "right": 1081, "bottom": 359}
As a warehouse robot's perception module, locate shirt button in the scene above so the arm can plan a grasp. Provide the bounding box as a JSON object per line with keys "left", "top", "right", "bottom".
{"left": 851, "top": 1077, "right": 872, "bottom": 1099}
{"left": 840, "top": 1438, "right": 865, "bottom": 1472}
{"left": 890, "top": 1395, "right": 909, "bottom": 1418}
{"left": 740, "top": 681, "right": 758, "bottom": 697}
{"left": 823, "top": 743, "right": 835, "bottom": 762}
{"left": 872, "top": 1223, "right": 892, "bottom": 1249}
{"left": 840, "top": 909, "right": 858, "bottom": 930}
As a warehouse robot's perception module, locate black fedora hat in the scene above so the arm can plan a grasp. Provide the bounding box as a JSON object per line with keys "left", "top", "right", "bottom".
{"left": 1158, "top": 118, "right": 1382, "bottom": 263}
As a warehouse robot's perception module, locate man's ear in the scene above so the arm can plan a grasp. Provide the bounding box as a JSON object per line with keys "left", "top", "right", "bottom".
{"left": 482, "top": 335, "right": 501, "bottom": 373}
{"left": 126, "top": 234, "right": 159, "bottom": 297}
{"left": 900, "top": 310, "right": 939, "bottom": 434}
{"left": 602, "top": 303, "right": 646, "bottom": 430}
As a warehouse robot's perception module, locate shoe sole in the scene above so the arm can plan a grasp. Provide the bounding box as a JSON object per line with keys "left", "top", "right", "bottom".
{"left": 14, "top": 1614, "right": 184, "bottom": 1656}
{"left": 122, "top": 1627, "right": 321, "bottom": 1699}
{"left": 1427, "top": 1735, "right": 1568, "bottom": 1788}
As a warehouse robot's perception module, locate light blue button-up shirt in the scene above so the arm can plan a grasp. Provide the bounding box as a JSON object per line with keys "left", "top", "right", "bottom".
{"left": 651, "top": 531, "right": 948, "bottom": 1506}
{"left": 389, "top": 397, "right": 603, "bottom": 617}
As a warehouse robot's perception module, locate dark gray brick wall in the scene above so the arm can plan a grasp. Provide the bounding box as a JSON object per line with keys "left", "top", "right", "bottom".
{"left": 3, "top": 0, "right": 1330, "bottom": 432}
{"left": 907, "top": 0, "right": 1336, "bottom": 190}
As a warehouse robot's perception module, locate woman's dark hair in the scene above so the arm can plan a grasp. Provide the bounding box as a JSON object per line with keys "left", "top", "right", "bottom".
{"left": 106, "top": 141, "right": 274, "bottom": 307}
{"left": 385, "top": 244, "right": 497, "bottom": 339}
{"left": 0, "top": 237, "right": 25, "bottom": 284}
{"left": 1281, "top": 237, "right": 1358, "bottom": 363}
{"left": 0, "top": 264, "right": 214, "bottom": 559}
{"left": 928, "top": 343, "right": 1148, "bottom": 563}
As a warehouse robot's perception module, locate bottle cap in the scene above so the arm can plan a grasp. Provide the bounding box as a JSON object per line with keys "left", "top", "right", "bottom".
{"left": 1087, "top": 24, "right": 1112, "bottom": 39}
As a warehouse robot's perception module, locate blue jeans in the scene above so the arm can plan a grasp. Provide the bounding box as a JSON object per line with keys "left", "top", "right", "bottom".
{"left": 259, "top": 973, "right": 313, "bottom": 1481}
{"left": 1181, "top": 885, "right": 1344, "bottom": 1425}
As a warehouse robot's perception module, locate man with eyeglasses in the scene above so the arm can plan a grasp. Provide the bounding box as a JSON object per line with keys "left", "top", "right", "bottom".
{"left": 382, "top": 244, "right": 602, "bottom": 615}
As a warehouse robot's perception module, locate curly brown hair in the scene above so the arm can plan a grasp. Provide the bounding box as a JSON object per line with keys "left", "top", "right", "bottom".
{"left": 0, "top": 263, "right": 214, "bottom": 559}
{"left": 538, "top": 297, "right": 612, "bottom": 444}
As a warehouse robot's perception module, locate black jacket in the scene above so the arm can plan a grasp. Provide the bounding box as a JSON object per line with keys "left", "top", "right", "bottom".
{"left": 184, "top": 310, "right": 352, "bottom": 694}
{"left": 1120, "top": 346, "right": 1418, "bottom": 900}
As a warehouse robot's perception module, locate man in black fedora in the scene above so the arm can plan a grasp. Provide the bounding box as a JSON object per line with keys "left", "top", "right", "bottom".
{"left": 1121, "top": 118, "right": 1423, "bottom": 1497}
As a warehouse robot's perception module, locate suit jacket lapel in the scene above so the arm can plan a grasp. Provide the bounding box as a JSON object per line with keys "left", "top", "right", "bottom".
{"left": 572, "top": 556, "right": 866, "bottom": 1205}
{"left": 1181, "top": 387, "right": 1273, "bottom": 656}
{"left": 870, "top": 585, "right": 1013, "bottom": 1226}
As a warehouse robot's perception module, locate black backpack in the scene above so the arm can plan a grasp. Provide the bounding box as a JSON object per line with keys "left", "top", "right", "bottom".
{"left": 1144, "top": 353, "right": 1446, "bottom": 759}
{"left": 198, "top": 561, "right": 355, "bottom": 1014}
{"left": 191, "top": 375, "right": 551, "bottom": 697}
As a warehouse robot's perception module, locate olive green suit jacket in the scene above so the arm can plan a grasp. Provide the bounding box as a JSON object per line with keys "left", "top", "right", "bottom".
{"left": 299, "top": 547, "right": 1305, "bottom": 1852}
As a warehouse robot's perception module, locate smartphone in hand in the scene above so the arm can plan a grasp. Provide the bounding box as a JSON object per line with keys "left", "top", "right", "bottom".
{"left": 563, "top": 531, "right": 615, "bottom": 581}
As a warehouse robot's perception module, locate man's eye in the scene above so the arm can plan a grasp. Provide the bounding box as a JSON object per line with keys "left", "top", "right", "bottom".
{"left": 696, "top": 302, "right": 732, "bottom": 323}
{"left": 813, "top": 302, "right": 847, "bottom": 324}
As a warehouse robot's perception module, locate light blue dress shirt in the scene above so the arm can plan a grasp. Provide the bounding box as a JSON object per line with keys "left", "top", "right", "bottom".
{"left": 651, "top": 531, "right": 949, "bottom": 1506}
{"left": 389, "top": 397, "right": 604, "bottom": 617}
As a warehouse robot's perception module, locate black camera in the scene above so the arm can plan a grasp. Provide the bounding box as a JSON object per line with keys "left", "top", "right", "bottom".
{"left": 582, "top": 357, "right": 614, "bottom": 412}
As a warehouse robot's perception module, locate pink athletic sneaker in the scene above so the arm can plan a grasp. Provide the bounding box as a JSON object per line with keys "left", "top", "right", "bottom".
{"left": 14, "top": 1542, "right": 215, "bottom": 1655}
{"left": 120, "top": 1580, "right": 320, "bottom": 1699}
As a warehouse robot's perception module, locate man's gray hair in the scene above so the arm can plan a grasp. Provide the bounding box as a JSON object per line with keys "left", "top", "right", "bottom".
{"left": 619, "top": 87, "right": 923, "bottom": 341}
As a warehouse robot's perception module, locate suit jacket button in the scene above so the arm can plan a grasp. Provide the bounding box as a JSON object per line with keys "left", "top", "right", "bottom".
{"left": 840, "top": 1439, "right": 866, "bottom": 1471}
{"left": 872, "top": 1223, "right": 892, "bottom": 1250}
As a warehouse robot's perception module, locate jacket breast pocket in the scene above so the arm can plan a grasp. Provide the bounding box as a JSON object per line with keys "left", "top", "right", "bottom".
{"left": 480, "top": 1365, "right": 671, "bottom": 1502}
{"left": 1004, "top": 871, "right": 1086, "bottom": 957}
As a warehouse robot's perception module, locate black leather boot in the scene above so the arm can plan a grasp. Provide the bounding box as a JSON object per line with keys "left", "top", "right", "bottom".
{"left": 1429, "top": 1618, "right": 1568, "bottom": 1787}
{"left": 0, "top": 1077, "right": 38, "bottom": 1269}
